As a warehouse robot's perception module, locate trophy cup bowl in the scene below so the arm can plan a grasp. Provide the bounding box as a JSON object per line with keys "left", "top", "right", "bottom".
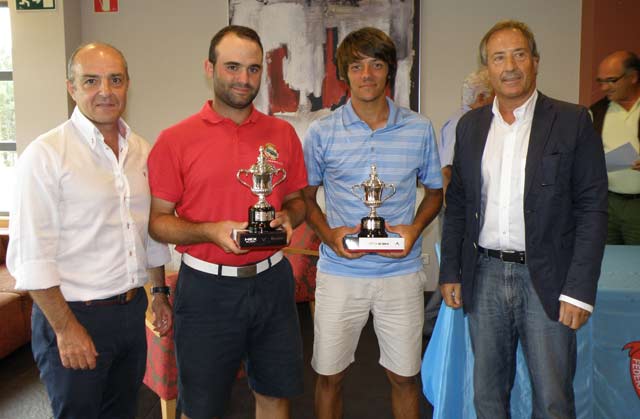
{"left": 343, "top": 164, "right": 404, "bottom": 252}
{"left": 233, "top": 146, "right": 288, "bottom": 248}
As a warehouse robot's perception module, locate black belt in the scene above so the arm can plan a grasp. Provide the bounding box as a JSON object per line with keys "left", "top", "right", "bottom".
{"left": 608, "top": 191, "right": 640, "bottom": 200}
{"left": 478, "top": 246, "right": 526, "bottom": 264}
{"left": 70, "top": 288, "right": 140, "bottom": 307}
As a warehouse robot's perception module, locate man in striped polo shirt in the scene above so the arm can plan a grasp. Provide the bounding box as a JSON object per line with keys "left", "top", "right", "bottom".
{"left": 303, "top": 27, "right": 443, "bottom": 419}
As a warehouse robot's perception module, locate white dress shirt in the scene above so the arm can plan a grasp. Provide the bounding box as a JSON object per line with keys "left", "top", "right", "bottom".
{"left": 7, "top": 107, "right": 170, "bottom": 301}
{"left": 478, "top": 91, "right": 592, "bottom": 313}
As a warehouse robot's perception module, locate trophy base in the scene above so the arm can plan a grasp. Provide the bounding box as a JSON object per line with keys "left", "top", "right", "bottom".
{"left": 233, "top": 229, "right": 287, "bottom": 249}
{"left": 343, "top": 236, "right": 405, "bottom": 253}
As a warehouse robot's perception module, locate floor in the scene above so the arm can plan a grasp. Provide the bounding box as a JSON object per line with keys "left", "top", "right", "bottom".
{"left": 0, "top": 301, "right": 434, "bottom": 419}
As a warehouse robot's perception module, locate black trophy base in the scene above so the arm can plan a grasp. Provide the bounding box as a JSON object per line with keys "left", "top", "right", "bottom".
{"left": 233, "top": 228, "right": 287, "bottom": 249}
{"left": 359, "top": 216, "right": 387, "bottom": 238}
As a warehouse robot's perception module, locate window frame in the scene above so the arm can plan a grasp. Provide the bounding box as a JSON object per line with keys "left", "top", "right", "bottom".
{"left": 0, "top": 0, "right": 16, "bottom": 217}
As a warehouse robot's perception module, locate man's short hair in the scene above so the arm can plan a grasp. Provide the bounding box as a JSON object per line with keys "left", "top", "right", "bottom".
{"left": 336, "top": 27, "right": 397, "bottom": 87}
{"left": 67, "top": 42, "right": 129, "bottom": 82}
{"left": 208, "top": 25, "right": 264, "bottom": 65}
{"left": 622, "top": 51, "right": 640, "bottom": 83}
{"left": 479, "top": 20, "right": 539, "bottom": 66}
{"left": 461, "top": 68, "right": 492, "bottom": 107}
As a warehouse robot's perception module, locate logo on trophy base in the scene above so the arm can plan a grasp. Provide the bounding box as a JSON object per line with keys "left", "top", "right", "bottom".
{"left": 343, "top": 165, "right": 404, "bottom": 252}
{"left": 233, "top": 146, "right": 287, "bottom": 249}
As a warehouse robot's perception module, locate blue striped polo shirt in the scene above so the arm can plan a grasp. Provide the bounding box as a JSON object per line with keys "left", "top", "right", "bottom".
{"left": 303, "top": 98, "right": 442, "bottom": 278}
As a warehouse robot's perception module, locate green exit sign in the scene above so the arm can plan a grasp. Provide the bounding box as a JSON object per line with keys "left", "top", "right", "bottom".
{"left": 16, "top": 0, "right": 55, "bottom": 10}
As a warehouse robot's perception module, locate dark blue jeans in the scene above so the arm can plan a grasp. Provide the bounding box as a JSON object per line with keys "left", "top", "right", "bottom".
{"left": 31, "top": 289, "right": 148, "bottom": 419}
{"left": 468, "top": 254, "right": 577, "bottom": 419}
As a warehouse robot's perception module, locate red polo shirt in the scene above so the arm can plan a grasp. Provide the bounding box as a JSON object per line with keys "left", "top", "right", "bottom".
{"left": 148, "top": 101, "right": 308, "bottom": 266}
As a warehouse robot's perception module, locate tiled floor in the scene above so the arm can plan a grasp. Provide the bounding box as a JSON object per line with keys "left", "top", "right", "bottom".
{"left": 0, "top": 301, "right": 434, "bottom": 419}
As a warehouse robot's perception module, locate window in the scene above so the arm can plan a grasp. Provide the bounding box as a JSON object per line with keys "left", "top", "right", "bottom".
{"left": 0, "top": 1, "right": 16, "bottom": 216}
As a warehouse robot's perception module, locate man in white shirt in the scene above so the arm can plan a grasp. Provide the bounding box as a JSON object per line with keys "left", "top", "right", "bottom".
{"left": 7, "top": 43, "right": 172, "bottom": 419}
{"left": 590, "top": 51, "right": 640, "bottom": 244}
{"left": 440, "top": 21, "right": 608, "bottom": 419}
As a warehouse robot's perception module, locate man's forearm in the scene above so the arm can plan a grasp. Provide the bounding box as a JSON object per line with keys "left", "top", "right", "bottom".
{"left": 281, "top": 195, "right": 306, "bottom": 229}
{"left": 149, "top": 213, "right": 213, "bottom": 246}
{"left": 29, "top": 287, "right": 76, "bottom": 334}
{"left": 147, "top": 265, "right": 166, "bottom": 288}
{"left": 411, "top": 187, "right": 443, "bottom": 234}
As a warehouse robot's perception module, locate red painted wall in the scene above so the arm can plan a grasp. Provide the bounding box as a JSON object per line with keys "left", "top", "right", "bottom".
{"left": 580, "top": 0, "right": 640, "bottom": 106}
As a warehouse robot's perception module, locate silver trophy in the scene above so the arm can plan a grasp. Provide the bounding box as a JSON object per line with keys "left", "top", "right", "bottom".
{"left": 344, "top": 164, "right": 404, "bottom": 252}
{"left": 234, "top": 146, "right": 287, "bottom": 248}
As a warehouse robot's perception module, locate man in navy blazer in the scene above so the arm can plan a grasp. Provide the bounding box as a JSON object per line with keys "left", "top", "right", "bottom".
{"left": 439, "top": 20, "right": 607, "bottom": 419}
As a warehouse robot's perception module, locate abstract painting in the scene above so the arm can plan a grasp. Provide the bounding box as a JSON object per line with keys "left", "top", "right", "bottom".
{"left": 229, "top": 0, "right": 420, "bottom": 140}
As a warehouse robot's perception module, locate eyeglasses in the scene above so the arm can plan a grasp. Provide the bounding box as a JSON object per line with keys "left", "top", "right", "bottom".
{"left": 595, "top": 73, "right": 627, "bottom": 85}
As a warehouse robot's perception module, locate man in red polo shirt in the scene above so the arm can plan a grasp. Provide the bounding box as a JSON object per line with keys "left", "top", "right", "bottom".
{"left": 147, "top": 25, "right": 307, "bottom": 419}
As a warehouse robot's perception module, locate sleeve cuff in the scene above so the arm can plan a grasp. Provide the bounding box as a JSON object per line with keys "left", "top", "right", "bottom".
{"left": 146, "top": 237, "right": 171, "bottom": 268}
{"left": 12, "top": 260, "right": 61, "bottom": 291}
{"left": 558, "top": 294, "right": 593, "bottom": 313}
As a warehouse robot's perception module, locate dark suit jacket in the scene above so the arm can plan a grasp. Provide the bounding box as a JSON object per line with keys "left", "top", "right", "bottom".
{"left": 439, "top": 92, "right": 608, "bottom": 320}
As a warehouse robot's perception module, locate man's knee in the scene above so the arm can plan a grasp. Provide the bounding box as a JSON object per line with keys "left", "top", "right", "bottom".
{"left": 385, "top": 369, "right": 417, "bottom": 389}
{"left": 316, "top": 371, "right": 347, "bottom": 391}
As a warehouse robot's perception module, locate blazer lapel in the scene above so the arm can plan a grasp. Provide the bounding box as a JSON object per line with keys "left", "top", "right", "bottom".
{"left": 524, "top": 93, "right": 556, "bottom": 201}
{"left": 472, "top": 106, "right": 493, "bottom": 205}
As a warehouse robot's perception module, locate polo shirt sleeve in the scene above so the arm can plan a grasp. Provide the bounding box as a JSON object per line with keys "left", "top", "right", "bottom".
{"left": 148, "top": 130, "right": 183, "bottom": 204}
{"left": 7, "top": 141, "right": 63, "bottom": 291}
{"left": 303, "top": 121, "right": 325, "bottom": 186}
{"left": 418, "top": 121, "right": 443, "bottom": 189}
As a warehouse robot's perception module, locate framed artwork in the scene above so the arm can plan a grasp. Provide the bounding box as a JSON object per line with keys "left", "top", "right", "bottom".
{"left": 229, "top": 0, "right": 420, "bottom": 139}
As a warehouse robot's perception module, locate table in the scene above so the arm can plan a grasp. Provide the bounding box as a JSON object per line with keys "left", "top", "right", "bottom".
{"left": 422, "top": 245, "right": 640, "bottom": 419}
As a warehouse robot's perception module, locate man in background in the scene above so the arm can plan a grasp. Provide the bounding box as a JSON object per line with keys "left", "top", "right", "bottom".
{"left": 7, "top": 42, "right": 172, "bottom": 418}
{"left": 591, "top": 50, "right": 640, "bottom": 244}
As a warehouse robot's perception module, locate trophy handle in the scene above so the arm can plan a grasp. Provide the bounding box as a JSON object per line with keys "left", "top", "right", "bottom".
{"left": 350, "top": 184, "right": 363, "bottom": 199}
{"left": 380, "top": 183, "right": 396, "bottom": 203}
{"left": 272, "top": 168, "right": 287, "bottom": 188}
{"left": 236, "top": 170, "right": 252, "bottom": 189}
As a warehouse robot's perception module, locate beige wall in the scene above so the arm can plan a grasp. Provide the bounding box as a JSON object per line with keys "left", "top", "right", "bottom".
{"left": 9, "top": 0, "right": 79, "bottom": 154}
{"left": 422, "top": 0, "right": 582, "bottom": 132}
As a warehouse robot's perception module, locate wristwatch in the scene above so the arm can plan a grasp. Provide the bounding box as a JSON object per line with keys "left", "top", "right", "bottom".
{"left": 150, "top": 286, "right": 171, "bottom": 296}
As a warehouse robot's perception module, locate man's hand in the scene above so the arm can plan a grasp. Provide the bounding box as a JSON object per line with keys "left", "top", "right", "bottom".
{"left": 558, "top": 301, "right": 591, "bottom": 330}
{"left": 377, "top": 224, "right": 420, "bottom": 258}
{"left": 326, "top": 225, "right": 364, "bottom": 259}
{"left": 206, "top": 220, "right": 249, "bottom": 254}
{"left": 440, "top": 283, "right": 463, "bottom": 309}
{"left": 151, "top": 294, "right": 173, "bottom": 336}
{"left": 56, "top": 318, "right": 98, "bottom": 370}
{"left": 631, "top": 159, "right": 640, "bottom": 171}
{"left": 271, "top": 210, "right": 294, "bottom": 244}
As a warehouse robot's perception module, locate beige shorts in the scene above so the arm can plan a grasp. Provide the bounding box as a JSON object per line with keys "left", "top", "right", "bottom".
{"left": 311, "top": 270, "right": 426, "bottom": 377}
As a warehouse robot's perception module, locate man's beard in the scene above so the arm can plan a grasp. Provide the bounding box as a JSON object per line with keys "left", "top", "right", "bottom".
{"left": 214, "top": 80, "right": 259, "bottom": 110}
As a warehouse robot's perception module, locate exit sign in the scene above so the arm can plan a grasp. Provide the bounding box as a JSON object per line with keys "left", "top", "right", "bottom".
{"left": 16, "top": 0, "right": 55, "bottom": 10}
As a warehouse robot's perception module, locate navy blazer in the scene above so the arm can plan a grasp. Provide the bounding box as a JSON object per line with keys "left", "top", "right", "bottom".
{"left": 439, "top": 92, "right": 608, "bottom": 320}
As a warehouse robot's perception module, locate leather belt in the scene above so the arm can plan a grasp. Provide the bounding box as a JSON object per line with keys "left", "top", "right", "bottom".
{"left": 608, "top": 191, "right": 640, "bottom": 200}
{"left": 478, "top": 246, "right": 526, "bottom": 264}
{"left": 182, "top": 251, "right": 284, "bottom": 278}
{"left": 72, "top": 288, "right": 140, "bottom": 307}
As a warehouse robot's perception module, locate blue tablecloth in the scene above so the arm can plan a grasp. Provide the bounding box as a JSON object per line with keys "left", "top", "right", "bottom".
{"left": 422, "top": 245, "right": 640, "bottom": 418}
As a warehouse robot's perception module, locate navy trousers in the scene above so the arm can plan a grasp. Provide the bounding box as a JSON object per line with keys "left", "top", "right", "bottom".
{"left": 31, "top": 289, "right": 148, "bottom": 419}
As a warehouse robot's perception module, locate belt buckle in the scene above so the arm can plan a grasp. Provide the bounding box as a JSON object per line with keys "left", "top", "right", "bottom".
{"left": 236, "top": 264, "right": 258, "bottom": 278}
